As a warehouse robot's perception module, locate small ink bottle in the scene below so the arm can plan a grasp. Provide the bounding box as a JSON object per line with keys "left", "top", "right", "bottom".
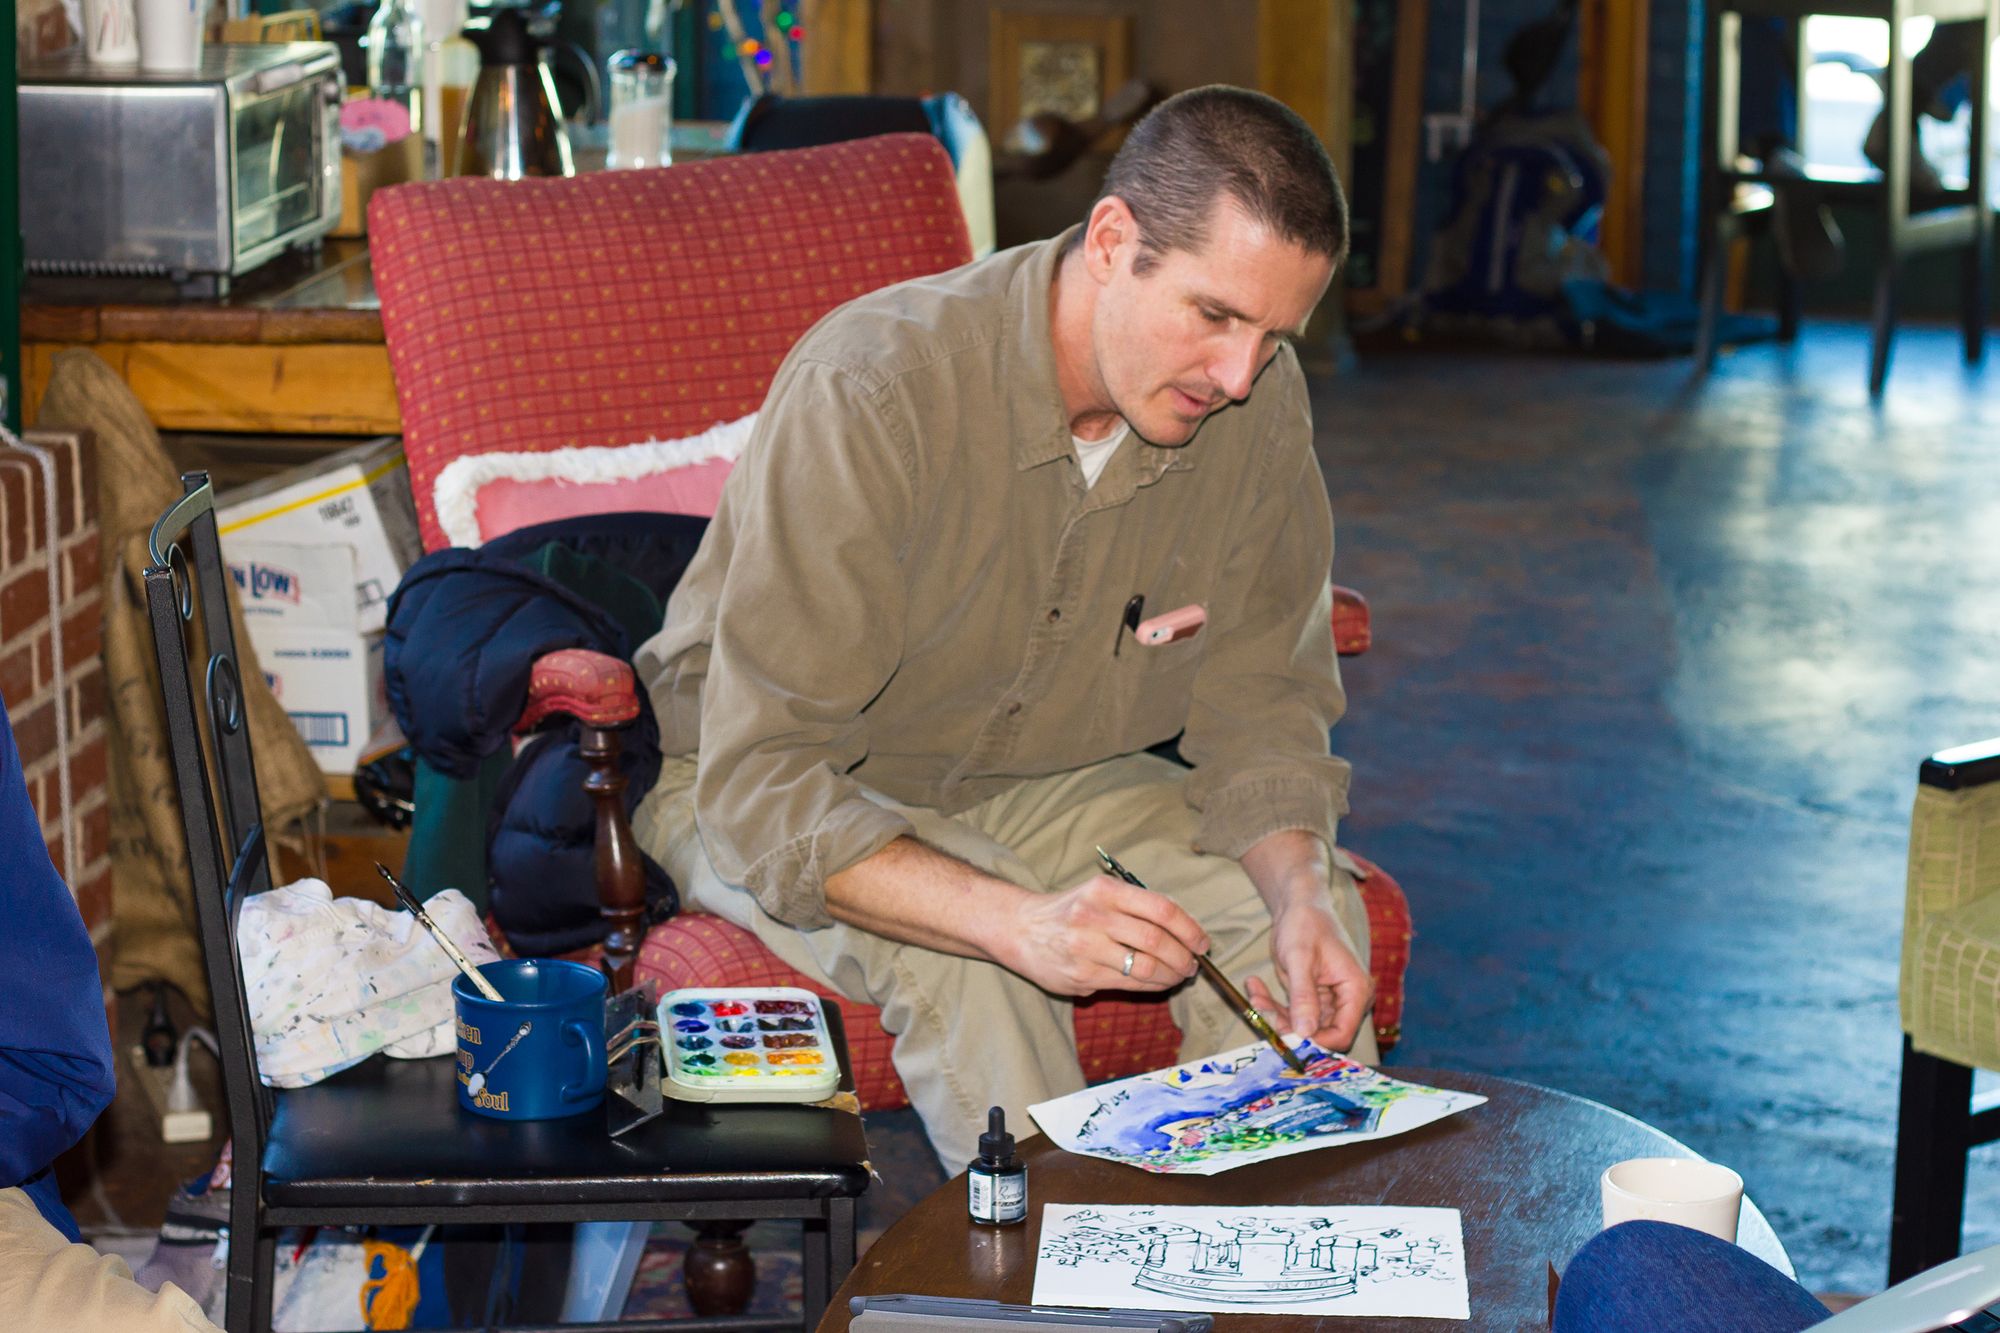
{"left": 967, "top": 1106, "right": 1027, "bottom": 1225}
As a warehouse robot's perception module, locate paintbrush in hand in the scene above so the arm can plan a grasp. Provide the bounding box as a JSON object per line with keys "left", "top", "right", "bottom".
{"left": 1095, "top": 846, "right": 1310, "bottom": 1075}
{"left": 375, "top": 862, "right": 505, "bottom": 1003}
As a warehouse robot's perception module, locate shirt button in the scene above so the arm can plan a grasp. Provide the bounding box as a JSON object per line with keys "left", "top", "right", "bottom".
{"left": 1046, "top": 608, "right": 1061, "bottom": 623}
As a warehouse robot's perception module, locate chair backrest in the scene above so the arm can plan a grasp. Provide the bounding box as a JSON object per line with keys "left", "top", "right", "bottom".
{"left": 725, "top": 94, "right": 932, "bottom": 152}
{"left": 727, "top": 94, "right": 996, "bottom": 259}
{"left": 370, "top": 134, "right": 974, "bottom": 552}
{"left": 141, "top": 474, "right": 278, "bottom": 1167}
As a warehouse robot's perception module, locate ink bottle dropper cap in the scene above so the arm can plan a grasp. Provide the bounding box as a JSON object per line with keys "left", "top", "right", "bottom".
{"left": 979, "top": 1106, "right": 1020, "bottom": 1166}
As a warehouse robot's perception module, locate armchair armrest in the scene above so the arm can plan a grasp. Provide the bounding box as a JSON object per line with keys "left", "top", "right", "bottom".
{"left": 518, "top": 649, "right": 641, "bottom": 733}
{"left": 517, "top": 648, "right": 647, "bottom": 991}
{"left": 1920, "top": 738, "right": 2000, "bottom": 791}
{"left": 1332, "top": 585, "right": 1371, "bottom": 657}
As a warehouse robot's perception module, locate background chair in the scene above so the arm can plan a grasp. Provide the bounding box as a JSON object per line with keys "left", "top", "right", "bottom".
{"left": 1695, "top": 0, "right": 1996, "bottom": 395}
{"left": 142, "top": 473, "right": 869, "bottom": 1332}
{"left": 369, "top": 134, "right": 1413, "bottom": 1117}
{"left": 725, "top": 92, "right": 996, "bottom": 257}
{"left": 1891, "top": 736, "right": 2000, "bottom": 1283}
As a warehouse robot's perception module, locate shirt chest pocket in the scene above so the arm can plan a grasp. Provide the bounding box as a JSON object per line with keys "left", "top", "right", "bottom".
{"left": 1092, "top": 626, "right": 1207, "bottom": 751}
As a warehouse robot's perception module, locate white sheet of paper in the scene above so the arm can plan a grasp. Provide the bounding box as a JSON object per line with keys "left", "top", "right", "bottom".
{"left": 1028, "top": 1041, "right": 1486, "bottom": 1175}
{"left": 1032, "top": 1203, "right": 1469, "bottom": 1321}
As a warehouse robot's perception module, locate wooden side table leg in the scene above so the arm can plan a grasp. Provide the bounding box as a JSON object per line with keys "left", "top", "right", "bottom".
{"left": 685, "top": 1219, "right": 757, "bottom": 1316}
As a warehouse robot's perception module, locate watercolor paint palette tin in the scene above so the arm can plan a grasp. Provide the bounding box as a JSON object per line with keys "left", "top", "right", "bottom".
{"left": 657, "top": 986, "right": 840, "bottom": 1103}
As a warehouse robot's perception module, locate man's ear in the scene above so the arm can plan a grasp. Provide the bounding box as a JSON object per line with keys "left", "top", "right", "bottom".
{"left": 1081, "top": 196, "right": 1138, "bottom": 285}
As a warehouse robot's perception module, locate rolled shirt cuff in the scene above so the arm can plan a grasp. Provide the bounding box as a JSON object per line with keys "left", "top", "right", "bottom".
{"left": 1191, "top": 767, "right": 1350, "bottom": 864}
{"left": 737, "top": 798, "right": 916, "bottom": 930}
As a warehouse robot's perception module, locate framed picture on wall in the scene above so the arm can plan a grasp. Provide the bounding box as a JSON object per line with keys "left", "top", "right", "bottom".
{"left": 988, "top": 9, "right": 1134, "bottom": 149}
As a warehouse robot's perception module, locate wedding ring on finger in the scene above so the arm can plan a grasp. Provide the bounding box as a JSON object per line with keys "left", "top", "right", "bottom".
{"left": 1121, "top": 949, "right": 1136, "bottom": 978}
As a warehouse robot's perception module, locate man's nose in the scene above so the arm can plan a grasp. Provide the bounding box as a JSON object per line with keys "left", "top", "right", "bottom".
{"left": 1210, "top": 335, "right": 1261, "bottom": 402}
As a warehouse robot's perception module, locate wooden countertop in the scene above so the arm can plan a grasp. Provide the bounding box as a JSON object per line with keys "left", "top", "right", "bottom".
{"left": 23, "top": 238, "right": 384, "bottom": 346}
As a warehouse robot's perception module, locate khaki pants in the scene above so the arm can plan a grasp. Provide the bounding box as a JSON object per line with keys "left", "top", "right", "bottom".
{"left": 635, "top": 751, "right": 1377, "bottom": 1167}
{"left": 0, "top": 1188, "right": 220, "bottom": 1332}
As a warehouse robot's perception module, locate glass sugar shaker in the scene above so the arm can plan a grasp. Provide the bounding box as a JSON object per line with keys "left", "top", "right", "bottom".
{"left": 606, "top": 51, "right": 676, "bottom": 170}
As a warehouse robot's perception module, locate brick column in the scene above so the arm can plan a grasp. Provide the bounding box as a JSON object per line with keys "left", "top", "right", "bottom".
{"left": 0, "top": 431, "right": 112, "bottom": 1003}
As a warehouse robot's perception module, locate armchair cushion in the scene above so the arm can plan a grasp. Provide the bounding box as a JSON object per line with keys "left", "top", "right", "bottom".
{"left": 434, "top": 415, "right": 756, "bottom": 547}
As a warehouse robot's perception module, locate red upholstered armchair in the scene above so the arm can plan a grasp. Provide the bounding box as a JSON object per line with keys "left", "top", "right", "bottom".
{"left": 370, "top": 135, "right": 1411, "bottom": 1112}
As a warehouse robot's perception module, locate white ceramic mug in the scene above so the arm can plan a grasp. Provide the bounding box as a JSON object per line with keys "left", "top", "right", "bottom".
{"left": 81, "top": 0, "right": 141, "bottom": 63}
{"left": 136, "top": 0, "right": 204, "bottom": 73}
{"left": 1600, "top": 1157, "right": 1744, "bottom": 1243}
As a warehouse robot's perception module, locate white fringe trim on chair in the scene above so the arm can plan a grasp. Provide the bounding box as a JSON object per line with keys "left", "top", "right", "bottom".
{"left": 432, "top": 413, "right": 758, "bottom": 548}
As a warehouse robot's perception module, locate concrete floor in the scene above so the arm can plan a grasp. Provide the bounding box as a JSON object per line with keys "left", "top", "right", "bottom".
{"left": 1324, "top": 320, "right": 2000, "bottom": 1294}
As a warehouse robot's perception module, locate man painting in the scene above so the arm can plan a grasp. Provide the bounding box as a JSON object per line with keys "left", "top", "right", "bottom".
{"left": 636, "top": 85, "right": 1374, "bottom": 1165}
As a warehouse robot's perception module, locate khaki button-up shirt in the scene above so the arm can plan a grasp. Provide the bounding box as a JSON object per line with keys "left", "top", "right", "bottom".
{"left": 636, "top": 229, "right": 1350, "bottom": 929}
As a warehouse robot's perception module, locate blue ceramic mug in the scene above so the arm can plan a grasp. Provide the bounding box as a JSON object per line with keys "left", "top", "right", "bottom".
{"left": 453, "top": 959, "right": 607, "bottom": 1120}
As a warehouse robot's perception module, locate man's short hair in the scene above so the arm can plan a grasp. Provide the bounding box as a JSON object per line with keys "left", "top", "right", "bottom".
{"left": 1089, "top": 85, "right": 1349, "bottom": 274}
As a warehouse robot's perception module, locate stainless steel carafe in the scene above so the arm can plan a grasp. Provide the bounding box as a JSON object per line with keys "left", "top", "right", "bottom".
{"left": 457, "top": 6, "right": 573, "bottom": 178}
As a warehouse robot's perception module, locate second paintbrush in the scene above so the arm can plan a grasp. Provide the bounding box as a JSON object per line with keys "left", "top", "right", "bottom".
{"left": 376, "top": 862, "right": 506, "bottom": 1003}
{"left": 1094, "top": 846, "right": 1309, "bottom": 1075}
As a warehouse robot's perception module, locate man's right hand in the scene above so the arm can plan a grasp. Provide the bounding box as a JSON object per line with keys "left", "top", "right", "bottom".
{"left": 995, "top": 873, "right": 1210, "bottom": 996}
{"left": 826, "top": 838, "right": 1209, "bottom": 996}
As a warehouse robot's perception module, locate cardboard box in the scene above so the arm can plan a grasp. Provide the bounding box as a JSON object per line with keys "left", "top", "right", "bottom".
{"left": 217, "top": 439, "right": 421, "bottom": 634}
{"left": 226, "top": 539, "right": 363, "bottom": 629}
{"left": 234, "top": 540, "right": 392, "bottom": 776}
{"left": 255, "top": 626, "right": 389, "bottom": 777}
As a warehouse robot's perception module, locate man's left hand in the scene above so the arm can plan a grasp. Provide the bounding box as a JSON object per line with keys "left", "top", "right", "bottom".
{"left": 1247, "top": 891, "right": 1373, "bottom": 1054}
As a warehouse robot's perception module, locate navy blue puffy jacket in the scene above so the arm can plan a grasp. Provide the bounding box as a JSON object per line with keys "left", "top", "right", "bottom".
{"left": 384, "top": 514, "right": 707, "bottom": 954}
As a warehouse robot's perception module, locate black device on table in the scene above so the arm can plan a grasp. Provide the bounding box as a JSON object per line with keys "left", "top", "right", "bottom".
{"left": 851, "top": 1295, "right": 1211, "bottom": 1333}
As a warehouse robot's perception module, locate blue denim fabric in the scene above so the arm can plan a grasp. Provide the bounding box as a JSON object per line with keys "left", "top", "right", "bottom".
{"left": 0, "top": 692, "right": 116, "bottom": 1240}
{"left": 1554, "top": 1221, "right": 1831, "bottom": 1333}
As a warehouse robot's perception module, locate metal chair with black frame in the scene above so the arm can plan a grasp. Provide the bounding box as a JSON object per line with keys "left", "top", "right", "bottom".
{"left": 1890, "top": 735, "right": 2000, "bottom": 1284}
{"left": 1695, "top": 0, "right": 1998, "bottom": 397}
{"left": 141, "top": 471, "right": 870, "bottom": 1333}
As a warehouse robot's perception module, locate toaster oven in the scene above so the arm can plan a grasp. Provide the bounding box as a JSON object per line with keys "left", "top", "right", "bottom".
{"left": 19, "top": 44, "right": 344, "bottom": 296}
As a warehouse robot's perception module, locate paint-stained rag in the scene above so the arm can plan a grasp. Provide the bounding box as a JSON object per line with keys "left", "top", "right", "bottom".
{"left": 238, "top": 879, "right": 499, "bottom": 1088}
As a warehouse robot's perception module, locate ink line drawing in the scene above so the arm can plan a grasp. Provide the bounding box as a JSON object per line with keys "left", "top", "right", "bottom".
{"left": 1032, "top": 1203, "right": 1469, "bottom": 1321}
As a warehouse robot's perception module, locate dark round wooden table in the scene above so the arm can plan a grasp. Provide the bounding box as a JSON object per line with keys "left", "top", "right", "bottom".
{"left": 822, "top": 1069, "right": 1791, "bottom": 1333}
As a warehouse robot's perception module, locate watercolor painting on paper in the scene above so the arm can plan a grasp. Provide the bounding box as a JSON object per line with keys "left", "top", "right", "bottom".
{"left": 1028, "top": 1040, "right": 1484, "bottom": 1175}
{"left": 1032, "top": 1203, "right": 1469, "bottom": 1321}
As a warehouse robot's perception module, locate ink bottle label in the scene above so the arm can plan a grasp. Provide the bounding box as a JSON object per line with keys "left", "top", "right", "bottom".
{"left": 969, "top": 1168, "right": 1026, "bottom": 1224}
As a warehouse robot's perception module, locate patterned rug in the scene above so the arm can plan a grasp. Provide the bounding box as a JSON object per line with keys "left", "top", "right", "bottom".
{"left": 622, "top": 1109, "right": 946, "bottom": 1320}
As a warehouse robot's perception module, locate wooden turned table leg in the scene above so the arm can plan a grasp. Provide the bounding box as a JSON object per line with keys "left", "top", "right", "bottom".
{"left": 684, "top": 1219, "right": 757, "bottom": 1315}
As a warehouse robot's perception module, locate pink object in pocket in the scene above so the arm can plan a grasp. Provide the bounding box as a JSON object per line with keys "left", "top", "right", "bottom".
{"left": 1134, "top": 604, "right": 1206, "bottom": 646}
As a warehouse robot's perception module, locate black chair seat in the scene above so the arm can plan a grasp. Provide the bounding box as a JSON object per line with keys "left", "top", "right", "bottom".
{"left": 262, "top": 1052, "right": 871, "bottom": 1212}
